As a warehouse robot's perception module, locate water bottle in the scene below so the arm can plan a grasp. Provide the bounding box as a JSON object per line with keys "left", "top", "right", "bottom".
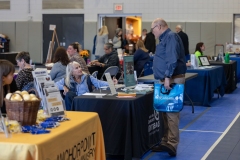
{"left": 218, "top": 49, "right": 223, "bottom": 62}
{"left": 225, "top": 53, "right": 230, "bottom": 63}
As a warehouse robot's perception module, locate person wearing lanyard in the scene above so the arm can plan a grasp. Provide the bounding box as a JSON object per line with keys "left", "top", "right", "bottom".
{"left": 151, "top": 18, "right": 186, "bottom": 157}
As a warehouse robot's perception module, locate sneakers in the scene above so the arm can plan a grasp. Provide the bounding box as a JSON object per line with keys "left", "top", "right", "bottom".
{"left": 161, "top": 143, "right": 177, "bottom": 157}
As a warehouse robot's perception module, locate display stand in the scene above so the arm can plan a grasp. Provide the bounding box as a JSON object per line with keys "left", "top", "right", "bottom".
{"left": 45, "top": 28, "right": 60, "bottom": 63}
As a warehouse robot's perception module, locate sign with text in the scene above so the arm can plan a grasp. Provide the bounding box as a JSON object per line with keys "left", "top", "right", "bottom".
{"left": 113, "top": 3, "right": 123, "bottom": 13}
{"left": 43, "top": 84, "right": 65, "bottom": 117}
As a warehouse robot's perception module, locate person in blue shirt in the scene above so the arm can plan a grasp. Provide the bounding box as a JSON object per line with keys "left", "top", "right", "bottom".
{"left": 50, "top": 47, "right": 70, "bottom": 82}
{"left": 56, "top": 61, "right": 117, "bottom": 110}
{"left": 134, "top": 40, "right": 150, "bottom": 77}
{"left": 151, "top": 18, "right": 186, "bottom": 157}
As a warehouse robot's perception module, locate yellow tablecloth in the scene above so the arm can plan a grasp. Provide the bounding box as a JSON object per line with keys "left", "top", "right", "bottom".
{"left": 0, "top": 111, "right": 106, "bottom": 160}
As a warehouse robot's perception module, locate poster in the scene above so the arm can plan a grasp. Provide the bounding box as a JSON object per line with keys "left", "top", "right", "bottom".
{"left": 123, "top": 56, "right": 136, "bottom": 87}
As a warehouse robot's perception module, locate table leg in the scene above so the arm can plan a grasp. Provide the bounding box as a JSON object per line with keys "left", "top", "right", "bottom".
{"left": 184, "top": 92, "right": 194, "bottom": 113}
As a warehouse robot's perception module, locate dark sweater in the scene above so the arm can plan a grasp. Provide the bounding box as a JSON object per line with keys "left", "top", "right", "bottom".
{"left": 177, "top": 31, "right": 189, "bottom": 55}
{"left": 134, "top": 49, "right": 150, "bottom": 77}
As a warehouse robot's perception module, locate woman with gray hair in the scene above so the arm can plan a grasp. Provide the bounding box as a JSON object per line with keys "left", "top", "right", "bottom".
{"left": 55, "top": 61, "right": 117, "bottom": 110}
{"left": 112, "top": 28, "right": 123, "bottom": 50}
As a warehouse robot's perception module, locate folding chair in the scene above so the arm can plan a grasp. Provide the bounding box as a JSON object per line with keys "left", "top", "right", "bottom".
{"left": 91, "top": 71, "right": 98, "bottom": 78}
{"left": 100, "top": 66, "right": 119, "bottom": 80}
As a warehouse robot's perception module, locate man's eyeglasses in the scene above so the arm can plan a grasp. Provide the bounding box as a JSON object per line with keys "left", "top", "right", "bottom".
{"left": 151, "top": 25, "right": 159, "bottom": 32}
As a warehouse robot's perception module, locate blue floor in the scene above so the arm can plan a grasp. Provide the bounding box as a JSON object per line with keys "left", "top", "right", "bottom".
{"left": 143, "top": 83, "right": 240, "bottom": 160}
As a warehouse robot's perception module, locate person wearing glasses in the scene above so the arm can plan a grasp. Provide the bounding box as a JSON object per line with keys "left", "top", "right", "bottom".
{"left": 151, "top": 18, "right": 186, "bottom": 157}
{"left": 89, "top": 43, "right": 119, "bottom": 79}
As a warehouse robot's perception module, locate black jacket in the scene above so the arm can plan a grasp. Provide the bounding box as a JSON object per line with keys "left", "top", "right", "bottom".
{"left": 177, "top": 31, "right": 189, "bottom": 55}
{"left": 144, "top": 32, "right": 156, "bottom": 53}
{"left": 98, "top": 50, "right": 119, "bottom": 71}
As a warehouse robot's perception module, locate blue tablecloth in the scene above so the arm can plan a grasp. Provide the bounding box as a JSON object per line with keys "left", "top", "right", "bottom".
{"left": 185, "top": 66, "right": 226, "bottom": 106}
{"left": 230, "top": 56, "right": 240, "bottom": 82}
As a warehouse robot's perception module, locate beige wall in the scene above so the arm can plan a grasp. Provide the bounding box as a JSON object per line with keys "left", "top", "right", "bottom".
{"left": 0, "top": 21, "right": 232, "bottom": 63}
{"left": 0, "top": 21, "right": 42, "bottom": 63}
{"left": 142, "top": 21, "right": 232, "bottom": 56}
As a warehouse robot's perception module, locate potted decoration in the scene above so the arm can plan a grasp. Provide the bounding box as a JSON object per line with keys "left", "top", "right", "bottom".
{"left": 79, "top": 50, "right": 90, "bottom": 64}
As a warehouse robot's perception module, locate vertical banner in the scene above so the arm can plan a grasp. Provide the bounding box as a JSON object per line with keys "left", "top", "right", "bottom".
{"left": 123, "top": 56, "right": 136, "bottom": 87}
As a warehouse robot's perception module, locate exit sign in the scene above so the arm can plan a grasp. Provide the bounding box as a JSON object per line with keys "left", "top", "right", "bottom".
{"left": 114, "top": 4, "right": 123, "bottom": 11}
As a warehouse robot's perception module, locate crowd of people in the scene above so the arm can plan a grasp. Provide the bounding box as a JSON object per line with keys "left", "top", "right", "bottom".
{"left": 0, "top": 18, "right": 208, "bottom": 158}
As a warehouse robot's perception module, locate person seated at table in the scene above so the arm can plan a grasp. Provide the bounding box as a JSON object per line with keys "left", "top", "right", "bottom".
{"left": 56, "top": 61, "right": 118, "bottom": 110}
{"left": 50, "top": 47, "right": 70, "bottom": 82}
{"left": 67, "top": 42, "right": 90, "bottom": 74}
{"left": 134, "top": 40, "right": 150, "bottom": 77}
{"left": 89, "top": 43, "right": 119, "bottom": 79}
{"left": 15, "top": 51, "right": 34, "bottom": 91}
{"left": 0, "top": 60, "right": 16, "bottom": 114}
{"left": 195, "top": 42, "right": 205, "bottom": 65}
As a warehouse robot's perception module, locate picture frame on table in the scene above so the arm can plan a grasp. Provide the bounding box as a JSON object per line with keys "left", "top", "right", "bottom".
{"left": 199, "top": 56, "right": 210, "bottom": 66}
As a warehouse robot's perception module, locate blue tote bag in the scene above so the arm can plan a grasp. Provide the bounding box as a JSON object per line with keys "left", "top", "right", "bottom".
{"left": 154, "top": 83, "right": 184, "bottom": 112}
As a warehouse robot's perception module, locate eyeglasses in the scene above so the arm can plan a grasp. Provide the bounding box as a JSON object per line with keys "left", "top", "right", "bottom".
{"left": 104, "top": 48, "right": 109, "bottom": 51}
{"left": 151, "top": 25, "right": 159, "bottom": 32}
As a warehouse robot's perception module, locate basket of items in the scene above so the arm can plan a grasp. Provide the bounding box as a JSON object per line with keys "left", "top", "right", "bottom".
{"left": 4, "top": 89, "right": 41, "bottom": 126}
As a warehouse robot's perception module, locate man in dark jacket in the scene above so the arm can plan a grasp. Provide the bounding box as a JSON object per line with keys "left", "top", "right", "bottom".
{"left": 89, "top": 43, "right": 119, "bottom": 79}
{"left": 176, "top": 25, "right": 189, "bottom": 61}
{"left": 144, "top": 32, "right": 156, "bottom": 53}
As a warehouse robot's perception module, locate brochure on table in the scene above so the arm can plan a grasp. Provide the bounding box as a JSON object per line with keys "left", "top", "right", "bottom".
{"left": 191, "top": 54, "right": 199, "bottom": 69}
{"left": 123, "top": 56, "right": 136, "bottom": 87}
{"left": 32, "top": 69, "right": 65, "bottom": 117}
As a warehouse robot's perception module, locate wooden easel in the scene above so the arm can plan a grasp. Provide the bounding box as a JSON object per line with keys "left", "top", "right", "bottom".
{"left": 45, "top": 28, "right": 60, "bottom": 64}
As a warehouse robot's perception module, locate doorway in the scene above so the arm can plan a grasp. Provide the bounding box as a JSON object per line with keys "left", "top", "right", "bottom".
{"left": 98, "top": 14, "right": 142, "bottom": 42}
{"left": 43, "top": 14, "right": 84, "bottom": 63}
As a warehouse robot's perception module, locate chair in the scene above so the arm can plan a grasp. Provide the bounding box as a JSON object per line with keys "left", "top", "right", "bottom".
{"left": 91, "top": 71, "right": 98, "bottom": 78}
{"left": 100, "top": 66, "right": 119, "bottom": 80}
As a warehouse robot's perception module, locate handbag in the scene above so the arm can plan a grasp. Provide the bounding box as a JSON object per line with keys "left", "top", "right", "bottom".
{"left": 153, "top": 83, "right": 184, "bottom": 112}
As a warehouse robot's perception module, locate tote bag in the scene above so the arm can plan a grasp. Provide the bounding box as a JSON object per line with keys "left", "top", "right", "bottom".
{"left": 154, "top": 83, "right": 184, "bottom": 112}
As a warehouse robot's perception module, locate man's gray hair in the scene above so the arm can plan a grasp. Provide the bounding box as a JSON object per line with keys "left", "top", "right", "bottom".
{"left": 152, "top": 18, "right": 168, "bottom": 27}
{"left": 176, "top": 25, "right": 182, "bottom": 31}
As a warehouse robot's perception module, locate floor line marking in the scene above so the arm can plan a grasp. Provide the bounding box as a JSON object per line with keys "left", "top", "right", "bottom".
{"left": 180, "top": 129, "right": 223, "bottom": 134}
{"left": 201, "top": 112, "right": 240, "bottom": 160}
{"left": 180, "top": 107, "right": 211, "bottom": 133}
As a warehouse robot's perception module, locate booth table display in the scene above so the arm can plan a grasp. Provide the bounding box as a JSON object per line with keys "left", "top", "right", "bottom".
{"left": 230, "top": 56, "right": 240, "bottom": 82}
{"left": 185, "top": 66, "right": 226, "bottom": 106}
{"left": 210, "top": 61, "right": 237, "bottom": 93}
{"left": 137, "top": 73, "right": 198, "bottom": 83}
{"left": 0, "top": 112, "right": 106, "bottom": 160}
{"left": 72, "top": 91, "right": 161, "bottom": 159}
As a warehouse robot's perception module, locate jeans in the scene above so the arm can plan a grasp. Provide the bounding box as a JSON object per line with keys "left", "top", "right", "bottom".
{"left": 64, "top": 91, "right": 76, "bottom": 111}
